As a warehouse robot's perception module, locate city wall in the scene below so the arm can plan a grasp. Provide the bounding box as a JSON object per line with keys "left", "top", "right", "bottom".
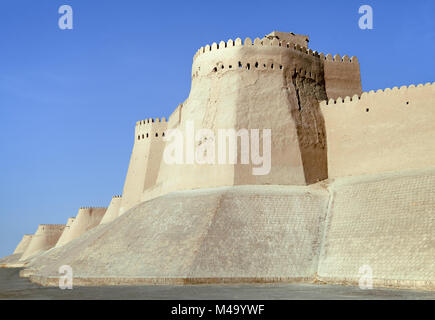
{"left": 321, "top": 83, "right": 435, "bottom": 178}
{"left": 100, "top": 196, "right": 122, "bottom": 224}
{"left": 317, "top": 168, "right": 435, "bottom": 290}
{"left": 24, "top": 168, "right": 435, "bottom": 290}
{"left": 55, "top": 207, "right": 106, "bottom": 247}
{"left": 55, "top": 217, "right": 76, "bottom": 247}
{"left": 20, "top": 224, "right": 65, "bottom": 261}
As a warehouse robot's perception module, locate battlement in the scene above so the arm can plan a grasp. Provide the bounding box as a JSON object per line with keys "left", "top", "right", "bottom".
{"left": 191, "top": 34, "right": 360, "bottom": 98}
{"left": 135, "top": 117, "right": 168, "bottom": 142}
{"left": 321, "top": 54, "right": 358, "bottom": 64}
{"left": 135, "top": 118, "right": 167, "bottom": 126}
{"left": 193, "top": 37, "right": 314, "bottom": 62}
{"left": 192, "top": 36, "right": 358, "bottom": 65}
{"left": 37, "top": 224, "right": 66, "bottom": 232}
{"left": 112, "top": 195, "right": 122, "bottom": 199}
{"left": 321, "top": 81, "right": 435, "bottom": 180}
{"left": 38, "top": 224, "right": 65, "bottom": 228}
{"left": 200, "top": 59, "right": 325, "bottom": 83}
{"left": 79, "top": 207, "right": 107, "bottom": 210}
{"left": 320, "top": 82, "right": 435, "bottom": 107}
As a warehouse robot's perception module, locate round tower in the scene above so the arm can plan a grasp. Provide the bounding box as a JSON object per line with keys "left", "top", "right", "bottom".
{"left": 100, "top": 195, "right": 122, "bottom": 224}
{"left": 151, "top": 32, "right": 350, "bottom": 200}
{"left": 118, "top": 118, "right": 168, "bottom": 215}
{"left": 55, "top": 207, "right": 106, "bottom": 247}
{"left": 13, "top": 234, "right": 33, "bottom": 255}
{"left": 20, "top": 224, "right": 66, "bottom": 261}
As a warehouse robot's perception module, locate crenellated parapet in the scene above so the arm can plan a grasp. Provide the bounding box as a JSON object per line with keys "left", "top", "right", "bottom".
{"left": 37, "top": 224, "right": 66, "bottom": 231}
{"left": 321, "top": 81, "right": 435, "bottom": 179}
{"left": 190, "top": 33, "right": 361, "bottom": 100}
{"left": 320, "top": 82, "right": 435, "bottom": 107}
{"left": 135, "top": 117, "right": 168, "bottom": 142}
{"left": 192, "top": 36, "right": 357, "bottom": 70}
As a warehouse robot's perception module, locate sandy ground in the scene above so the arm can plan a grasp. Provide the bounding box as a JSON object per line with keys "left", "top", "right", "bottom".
{"left": 0, "top": 268, "right": 434, "bottom": 300}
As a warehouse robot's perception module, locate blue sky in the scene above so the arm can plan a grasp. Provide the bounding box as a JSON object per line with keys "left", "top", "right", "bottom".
{"left": 0, "top": 0, "right": 434, "bottom": 257}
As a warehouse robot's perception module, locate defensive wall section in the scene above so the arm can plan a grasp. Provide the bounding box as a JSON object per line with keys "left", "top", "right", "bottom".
{"left": 23, "top": 168, "right": 435, "bottom": 290}
{"left": 100, "top": 195, "right": 122, "bottom": 224}
{"left": 20, "top": 224, "right": 65, "bottom": 261}
{"left": 119, "top": 118, "right": 167, "bottom": 215}
{"left": 142, "top": 36, "right": 361, "bottom": 203}
{"left": 13, "top": 235, "right": 33, "bottom": 254}
{"left": 318, "top": 167, "right": 435, "bottom": 290}
{"left": 55, "top": 217, "right": 76, "bottom": 248}
{"left": 320, "top": 83, "right": 435, "bottom": 178}
{"left": 5, "top": 32, "right": 434, "bottom": 290}
{"left": 55, "top": 207, "right": 106, "bottom": 247}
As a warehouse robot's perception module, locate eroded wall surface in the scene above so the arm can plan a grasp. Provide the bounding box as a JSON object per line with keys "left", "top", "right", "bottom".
{"left": 143, "top": 37, "right": 345, "bottom": 202}
{"left": 323, "top": 55, "right": 362, "bottom": 100}
{"left": 119, "top": 119, "right": 167, "bottom": 215}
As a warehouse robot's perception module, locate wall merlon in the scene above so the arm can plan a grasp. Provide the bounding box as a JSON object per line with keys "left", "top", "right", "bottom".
{"left": 322, "top": 53, "right": 358, "bottom": 64}
{"left": 320, "top": 82, "right": 435, "bottom": 106}
{"left": 192, "top": 34, "right": 338, "bottom": 63}
{"left": 37, "top": 224, "right": 66, "bottom": 232}
{"left": 136, "top": 117, "right": 167, "bottom": 126}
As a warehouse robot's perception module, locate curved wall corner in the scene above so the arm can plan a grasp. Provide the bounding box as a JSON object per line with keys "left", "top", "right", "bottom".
{"left": 55, "top": 217, "right": 76, "bottom": 248}
{"left": 20, "top": 225, "right": 65, "bottom": 261}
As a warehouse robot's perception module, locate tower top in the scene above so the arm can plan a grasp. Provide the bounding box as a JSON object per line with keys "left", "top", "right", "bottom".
{"left": 264, "top": 31, "right": 309, "bottom": 48}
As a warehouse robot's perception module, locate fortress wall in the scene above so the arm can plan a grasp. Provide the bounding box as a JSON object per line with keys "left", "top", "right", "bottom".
{"left": 265, "top": 31, "right": 309, "bottom": 49}
{"left": 192, "top": 37, "right": 361, "bottom": 100}
{"left": 55, "top": 208, "right": 106, "bottom": 247}
{"left": 229, "top": 46, "right": 328, "bottom": 185}
{"left": 26, "top": 186, "right": 329, "bottom": 285}
{"left": 55, "top": 217, "right": 76, "bottom": 247}
{"left": 20, "top": 225, "right": 65, "bottom": 261}
{"left": 188, "top": 186, "right": 329, "bottom": 279}
{"left": 321, "top": 83, "right": 435, "bottom": 179}
{"left": 119, "top": 119, "right": 167, "bottom": 215}
{"left": 13, "top": 235, "right": 33, "bottom": 254}
{"left": 21, "top": 170, "right": 435, "bottom": 288}
{"left": 323, "top": 54, "right": 362, "bottom": 100}
{"left": 146, "top": 52, "right": 242, "bottom": 200}
{"left": 100, "top": 196, "right": 122, "bottom": 224}
{"left": 145, "top": 38, "right": 335, "bottom": 201}
{"left": 318, "top": 168, "right": 435, "bottom": 290}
